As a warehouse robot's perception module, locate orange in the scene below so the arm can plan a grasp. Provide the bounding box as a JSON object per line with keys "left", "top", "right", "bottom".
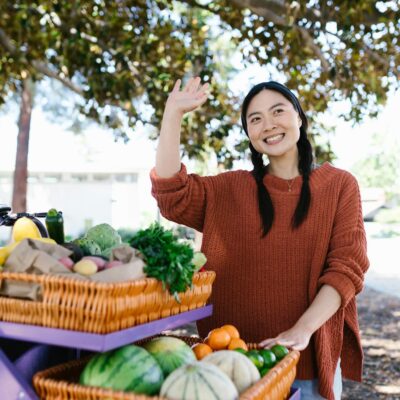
{"left": 227, "top": 338, "right": 248, "bottom": 351}
{"left": 221, "top": 324, "right": 240, "bottom": 340}
{"left": 203, "top": 336, "right": 211, "bottom": 346}
{"left": 192, "top": 343, "right": 213, "bottom": 360}
{"left": 207, "top": 328, "right": 231, "bottom": 350}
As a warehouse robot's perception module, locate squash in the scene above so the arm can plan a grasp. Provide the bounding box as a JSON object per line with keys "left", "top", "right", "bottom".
{"left": 203, "top": 350, "right": 260, "bottom": 393}
{"left": 12, "top": 217, "right": 42, "bottom": 242}
{"left": 160, "top": 361, "right": 238, "bottom": 400}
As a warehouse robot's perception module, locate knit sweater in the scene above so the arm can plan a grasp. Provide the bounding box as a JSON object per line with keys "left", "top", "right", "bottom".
{"left": 150, "top": 162, "right": 369, "bottom": 400}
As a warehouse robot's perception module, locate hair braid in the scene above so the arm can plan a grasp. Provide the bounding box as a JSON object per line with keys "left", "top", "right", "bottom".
{"left": 249, "top": 143, "right": 274, "bottom": 236}
{"left": 293, "top": 131, "right": 313, "bottom": 227}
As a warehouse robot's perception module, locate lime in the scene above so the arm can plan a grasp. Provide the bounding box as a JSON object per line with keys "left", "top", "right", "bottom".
{"left": 270, "top": 344, "right": 289, "bottom": 360}
{"left": 260, "top": 366, "right": 271, "bottom": 377}
{"left": 259, "top": 348, "right": 277, "bottom": 368}
{"left": 246, "top": 350, "right": 264, "bottom": 369}
{"left": 234, "top": 348, "right": 247, "bottom": 355}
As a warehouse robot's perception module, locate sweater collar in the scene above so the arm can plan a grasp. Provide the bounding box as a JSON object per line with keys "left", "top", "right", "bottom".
{"left": 262, "top": 162, "right": 332, "bottom": 194}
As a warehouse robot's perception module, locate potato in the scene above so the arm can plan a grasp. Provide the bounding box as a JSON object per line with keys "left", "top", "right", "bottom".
{"left": 73, "top": 259, "right": 98, "bottom": 276}
{"left": 58, "top": 256, "right": 74, "bottom": 270}
{"left": 82, "top": 256, "right": 107, "bottom": 270}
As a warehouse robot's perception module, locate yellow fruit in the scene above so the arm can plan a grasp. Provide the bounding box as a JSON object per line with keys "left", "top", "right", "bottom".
{"left": 32, "top": 238, "right": 57, "bottom": 245}
{"left": 0, "top": 248, "right": 8, "bottom": 265}
{"left": 0, "top": 242, "right": 21, "bottom": 265}
{"left": 12, "top": 217, "right": 42, "bottom": 242}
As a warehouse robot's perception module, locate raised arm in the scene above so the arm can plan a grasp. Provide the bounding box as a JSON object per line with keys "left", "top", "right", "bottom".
{"left": 156, "top": 77, "right": 209, "bottom": 178}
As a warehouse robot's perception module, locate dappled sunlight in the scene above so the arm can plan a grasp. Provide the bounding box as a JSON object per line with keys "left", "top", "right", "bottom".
{"left": 343, "top": 287, "right": 400, "bottom": 399}
{"left": 374, "top": 384, "right": 400, "bottom": 395}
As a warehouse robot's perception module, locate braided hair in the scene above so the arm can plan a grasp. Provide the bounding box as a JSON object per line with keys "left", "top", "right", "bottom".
{"left": 241, "top": 82, "right": 314, "bottom": 237}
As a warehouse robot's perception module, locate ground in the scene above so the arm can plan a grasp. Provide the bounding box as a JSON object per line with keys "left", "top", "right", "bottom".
{"left": 342, "top": 286, "right": 400, "bottom": 399}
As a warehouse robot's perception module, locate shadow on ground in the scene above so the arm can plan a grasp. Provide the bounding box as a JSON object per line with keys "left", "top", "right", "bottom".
{"left": 342, "top": 286, "right": 400, "bottom": 399}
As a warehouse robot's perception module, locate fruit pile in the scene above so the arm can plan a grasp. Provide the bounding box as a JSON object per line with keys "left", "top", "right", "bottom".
{"left": 193, "top": 324, "right": 289, "bottom": 377}
{"left": 78, "top": 326, "right": 290, "bottom": 400}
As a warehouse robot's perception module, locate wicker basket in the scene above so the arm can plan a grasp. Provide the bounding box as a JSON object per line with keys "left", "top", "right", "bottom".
{"left": 0, "top": 271, "right": 215, "bottom": 333}
{"left": 33, "top": 335, "right": 300, "bottom": 400}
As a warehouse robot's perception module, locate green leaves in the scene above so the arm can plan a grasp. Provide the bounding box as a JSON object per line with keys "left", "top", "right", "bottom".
{"left": 1, "top": 0, "right": 399, "bottom": 165}
{"left": 129, "top": 223, "right": 195, "bottom": 300}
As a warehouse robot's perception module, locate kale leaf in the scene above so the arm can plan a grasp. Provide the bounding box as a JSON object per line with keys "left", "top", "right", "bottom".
{"left": 129, "top": 223, "right": 195, "bottom": 301}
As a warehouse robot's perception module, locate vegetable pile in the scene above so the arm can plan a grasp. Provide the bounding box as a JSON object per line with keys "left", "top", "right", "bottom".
{"left": 73, "top": 223, "right": 122, "bottom": 258}
{"left": 129, "top": 223, "right": 196, "bottom": 300}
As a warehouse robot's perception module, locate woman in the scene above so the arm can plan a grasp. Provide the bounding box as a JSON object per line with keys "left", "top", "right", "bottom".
{"left": 150, "top": 77, "right": 369, "bottom": 399}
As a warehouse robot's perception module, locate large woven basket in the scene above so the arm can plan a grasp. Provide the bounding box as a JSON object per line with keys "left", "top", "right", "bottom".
{"left": 33, "top": 335, "right": 300, "bottom": 400}
{"left": 0, "top": 271, "right": 215, "bottom": 333}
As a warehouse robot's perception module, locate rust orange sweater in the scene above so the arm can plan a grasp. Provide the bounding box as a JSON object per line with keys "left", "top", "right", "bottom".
{"left": 150, "top": 162, "right": 369, "bottom": 400}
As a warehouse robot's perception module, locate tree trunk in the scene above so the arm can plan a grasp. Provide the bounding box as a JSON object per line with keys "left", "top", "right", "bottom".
{"left": 12, "top": 78, "right": 33, "bottom": 213}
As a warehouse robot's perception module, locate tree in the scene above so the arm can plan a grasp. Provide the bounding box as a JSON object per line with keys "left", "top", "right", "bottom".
{"left": 0, "top": 0, "right": 399, "bottom": 211}
{"left": 351, "top": 131, "right": 400, "bottom": 200}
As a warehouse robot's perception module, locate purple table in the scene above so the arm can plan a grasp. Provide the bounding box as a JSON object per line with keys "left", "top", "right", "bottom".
{"left": 289, "top": 387, "right": 301, "bottom": 399}
{"left": 0, "top": 305, "right": 213, "bottom": 400}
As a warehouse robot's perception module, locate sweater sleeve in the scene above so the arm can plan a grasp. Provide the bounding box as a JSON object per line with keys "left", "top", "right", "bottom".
{"left": 150, "top": 164, "right": 208, "bottom": 232}
{"left": 318, "top": 172, "right": 369, "bottom": 308}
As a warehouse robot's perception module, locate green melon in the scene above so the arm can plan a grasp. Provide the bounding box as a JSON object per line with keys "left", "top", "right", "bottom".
{"left": 142, "top": 336, "right": 196, "bottom": 377}
{"left": 80, "top": 344, "right": 163, "bottom": 395}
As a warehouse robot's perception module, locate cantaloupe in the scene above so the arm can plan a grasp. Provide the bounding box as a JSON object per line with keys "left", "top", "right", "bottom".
{"left": 202, "top": 350, "right": 260, "bottom": 393}
{"left": 160, "top": 361, "right": 238, "bottom": 400}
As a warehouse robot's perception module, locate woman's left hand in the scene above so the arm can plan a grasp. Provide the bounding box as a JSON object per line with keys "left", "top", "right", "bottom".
{"left": 258, "top": 324, "right": 313, "bottom": 351}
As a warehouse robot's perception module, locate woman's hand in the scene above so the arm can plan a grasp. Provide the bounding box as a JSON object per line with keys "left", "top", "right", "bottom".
{"left": 258, "top": 324, "right": 313, "bottom": 351}
{"left": 165, "top": 77, "right": 209, "bottom": 116}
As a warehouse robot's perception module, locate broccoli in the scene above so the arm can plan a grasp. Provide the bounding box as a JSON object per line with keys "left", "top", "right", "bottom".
{"left": 86, "top": 223, "right": 122, "bottom": 251}
{"left": 72, "top": 238, "right": 102, "bottom": 256}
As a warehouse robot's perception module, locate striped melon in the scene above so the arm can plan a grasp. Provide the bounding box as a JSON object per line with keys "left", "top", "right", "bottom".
{"left": 160, "top": 361, "right": 238, "bottom": 400}
{"left": 142, "top": 336, "right": 196, "bottom": 376}
{"left": 80, "top": 344, "right": 163, "bottom": 395}
{"left": 203, "top": 350, "right": 260, "bottom": 393}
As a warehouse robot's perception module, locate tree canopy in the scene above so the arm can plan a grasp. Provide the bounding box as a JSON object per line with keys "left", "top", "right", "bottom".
{"left": 0, "top": 0, "right": 399, "bottom": 167}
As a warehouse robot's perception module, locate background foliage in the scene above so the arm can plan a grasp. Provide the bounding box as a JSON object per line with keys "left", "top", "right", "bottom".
{"left": 0, "top": 0, "right": 399, "bottom": 167}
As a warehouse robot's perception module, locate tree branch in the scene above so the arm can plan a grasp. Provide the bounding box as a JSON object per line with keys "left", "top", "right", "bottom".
{"left": 0, "top": 27, "right": 84, "bottom": 95}
{"left": 227, "top": 0, "right": 330, "bottom": 72}
{"left": 324, "top": 29, "right": 396, "bottom": 76}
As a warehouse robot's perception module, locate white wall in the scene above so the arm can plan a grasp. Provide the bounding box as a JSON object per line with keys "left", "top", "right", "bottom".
{"left": 0, "top": 169, "right": 159, "bottom": 242}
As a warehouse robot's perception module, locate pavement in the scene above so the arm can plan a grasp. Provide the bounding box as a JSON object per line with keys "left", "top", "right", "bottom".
{"left": 364, "top": 223, "right": 400, "bottom": 299}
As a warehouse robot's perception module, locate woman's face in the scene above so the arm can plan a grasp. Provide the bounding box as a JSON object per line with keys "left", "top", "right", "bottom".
{"left": 246, "top": 89, "right": 302, "bottom": 158}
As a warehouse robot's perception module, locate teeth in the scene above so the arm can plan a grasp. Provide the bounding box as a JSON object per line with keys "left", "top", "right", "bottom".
{"left": 265, "top": 134, "right": 284, "bottom": 144}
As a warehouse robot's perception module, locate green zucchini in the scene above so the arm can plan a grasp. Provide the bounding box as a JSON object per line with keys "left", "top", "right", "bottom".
{"left": 45, "top": 208, "right": 65, "bottom": 244}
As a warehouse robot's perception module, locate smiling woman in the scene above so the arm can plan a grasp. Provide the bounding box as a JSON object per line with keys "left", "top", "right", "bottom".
{"left": 150, "top": 77, "right": 369, "bottom": 400}
{"left": 245, "top": 92, "right": 301, "bottom": 158}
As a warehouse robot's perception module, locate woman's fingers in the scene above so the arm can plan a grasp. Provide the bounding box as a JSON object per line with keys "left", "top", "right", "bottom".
{"left": 182, "top": 76, "right": 205, "bottom": 93}
{"left": 258, "top": 338, "right": 276, "bottom": 348}
{"left": 172, "top": 79, "right": 181, "bottom": 92}
{"left": 186, "top": 76, "right": 201, "bottom": 93}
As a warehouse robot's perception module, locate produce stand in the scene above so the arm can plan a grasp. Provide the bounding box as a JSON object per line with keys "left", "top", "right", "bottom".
{"left": 0, "top": 306, "right": 213, "bottom": 400}
{"left": 0, "top": 215, "right": 301, "bottom": 399}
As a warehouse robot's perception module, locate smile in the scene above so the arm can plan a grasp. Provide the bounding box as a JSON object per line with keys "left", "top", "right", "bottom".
{"left": 263, "top": 133, "right": 285, "bottom": 144}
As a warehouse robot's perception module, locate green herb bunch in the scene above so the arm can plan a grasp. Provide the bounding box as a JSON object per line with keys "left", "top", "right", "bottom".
{"left": 129, "top": 223, "right": 195, "bottom": 301}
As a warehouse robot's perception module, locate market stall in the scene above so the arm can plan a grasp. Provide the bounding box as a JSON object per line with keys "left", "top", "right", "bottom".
{"left": 0, "top": 208, "right": 300, "bottom": 399}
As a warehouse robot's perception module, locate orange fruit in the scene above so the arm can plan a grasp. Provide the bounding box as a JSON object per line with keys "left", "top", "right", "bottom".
{"left": 221, "top": 324, "right": 240, "bottom": 340}
{"left": 207, "top": 328, "right": 231, "bottom": 350}
{"left": 227, "top": 338, "right": 248, "bottom": 351}
{"left": 192, "top": 343, "right": 213, "bottom": 360}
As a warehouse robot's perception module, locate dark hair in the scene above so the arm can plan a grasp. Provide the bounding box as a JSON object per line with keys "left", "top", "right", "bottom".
{"left": 241, "top": 81, "right": 313, "bottom": 237}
